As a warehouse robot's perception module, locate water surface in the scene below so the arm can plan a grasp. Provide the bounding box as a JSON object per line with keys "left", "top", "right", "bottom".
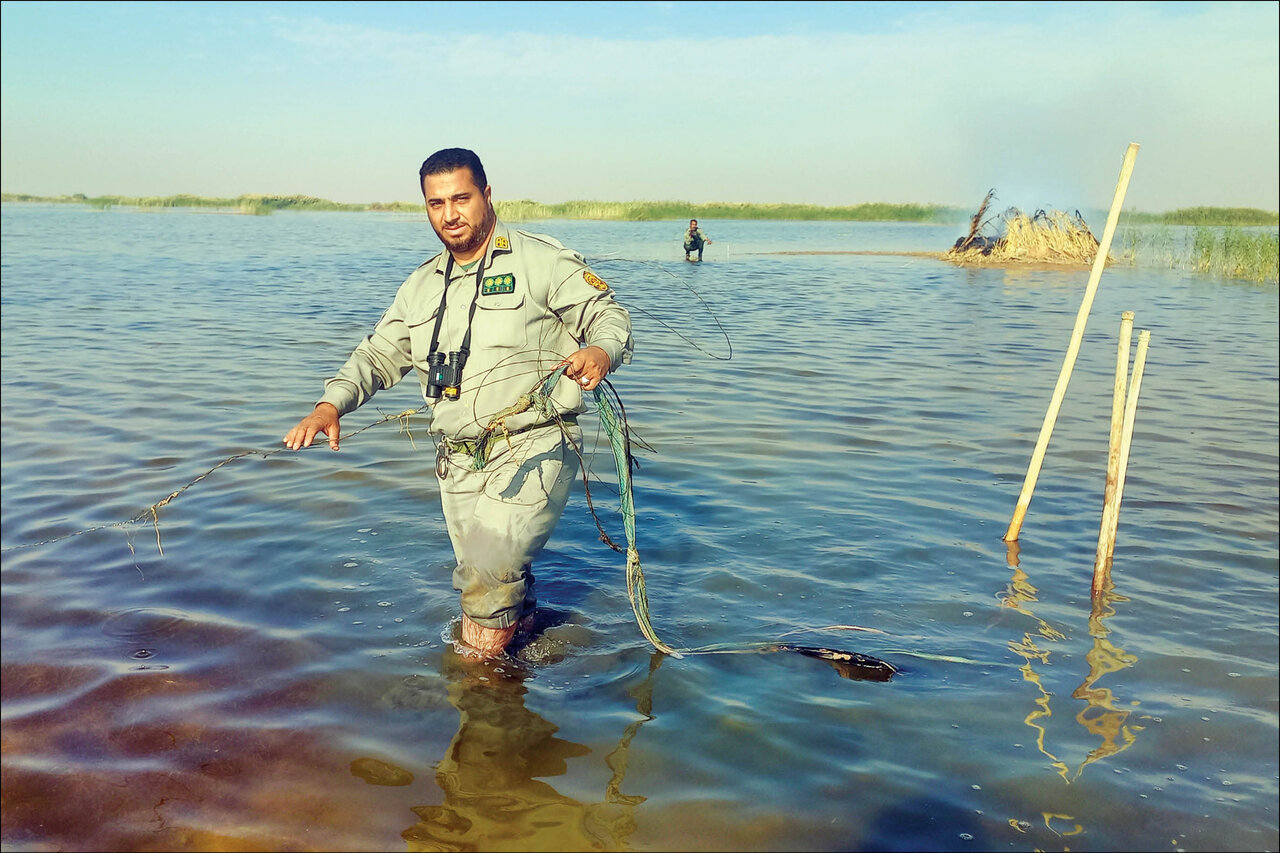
{"left": 2, "top": 206, "right": 1277, "bottom": 851}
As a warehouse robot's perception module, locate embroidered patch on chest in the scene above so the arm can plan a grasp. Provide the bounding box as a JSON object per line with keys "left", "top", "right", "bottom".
{"left": 482, "top": 273, "right": 516, "bottom": 295}
{"left": 583, "top": 271, "right": 608, "bottom": 291}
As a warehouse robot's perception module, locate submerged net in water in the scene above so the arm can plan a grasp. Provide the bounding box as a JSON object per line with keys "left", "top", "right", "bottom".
{"left": 947, "top": 189, "right": 1107, "bottom": 267}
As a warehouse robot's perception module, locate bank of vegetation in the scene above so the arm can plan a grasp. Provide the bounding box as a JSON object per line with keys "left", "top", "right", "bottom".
{"left": 1, "top": 192, "right": 965, "bottom": 223}
{"left": 0, "top": 192, "right": 412, "bottom": 215}
{"left": 3, "top": 192, "right": 1275, "bottom": 227}
{"left": 4, "top": 191, "right": 1275, "bottom": 282}
{"left": 494, "top": 198, "right": 968, "bottom": 223}
{"left": 1117, "top": 206, "right": 1279, "bottom": 227}
{"left": 1119, "top": 225, "right": 1278, "bottom": 283}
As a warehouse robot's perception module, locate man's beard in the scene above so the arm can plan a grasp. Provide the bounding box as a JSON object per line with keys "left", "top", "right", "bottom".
{"left": 437, "top": 205, "right": 494, "bottom": 257}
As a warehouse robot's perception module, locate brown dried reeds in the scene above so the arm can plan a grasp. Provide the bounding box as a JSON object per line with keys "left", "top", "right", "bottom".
{"left": 947, "top": 194, "right": 1107, "bottom": 267}
{"left": 955, "top": 188, "right": 998, "bottom": 251}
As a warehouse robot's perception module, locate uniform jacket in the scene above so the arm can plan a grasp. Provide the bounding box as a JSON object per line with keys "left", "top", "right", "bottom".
{"left": 318, "top": 218, "right": 633, "bottom": 439}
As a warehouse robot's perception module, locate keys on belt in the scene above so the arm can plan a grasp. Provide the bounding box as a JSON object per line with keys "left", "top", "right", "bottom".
{"left": 435, "top": 435, "right": 478, "bottom": 479}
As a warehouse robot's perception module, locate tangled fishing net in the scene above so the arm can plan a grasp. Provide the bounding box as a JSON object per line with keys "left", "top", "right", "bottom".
{"left": 466, "top": 365, "right": 679, "bottom": 657}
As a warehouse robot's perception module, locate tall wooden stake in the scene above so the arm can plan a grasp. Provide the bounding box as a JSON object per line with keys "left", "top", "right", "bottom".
{"left": 1003, "top": 142, "right": 1140, "bottom": 542}
{"left": 1093, "top": 329, "right": 1151, "bottom": 593}
{"left": 1102, "top": 311, "right": 1136, "bottom": 519}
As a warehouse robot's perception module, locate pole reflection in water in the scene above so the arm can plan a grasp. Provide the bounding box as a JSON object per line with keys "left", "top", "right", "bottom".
{"left": 998, "top": 558, "right": 1071, "bottom": 782}
{"left": 1070, "top": 580, "right": 1143, "bottom": 781}
{"left": 402, "top": 646, "right": 663, "bottom": 852}
{"left": 998, "top": 545, "right": 1144, "bottom": 788}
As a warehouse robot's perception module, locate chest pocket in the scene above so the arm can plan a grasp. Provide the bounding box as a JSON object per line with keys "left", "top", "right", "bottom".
{"left": 406, "top": 313, "right": 441, "bottom": 375}
{"left": 475, "top": 291, "right": 528, "bottom": 348}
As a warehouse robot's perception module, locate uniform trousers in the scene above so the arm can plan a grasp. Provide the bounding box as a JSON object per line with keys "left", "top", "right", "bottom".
{"left": 438, "top": 421, "right": 581, "bottom": 629}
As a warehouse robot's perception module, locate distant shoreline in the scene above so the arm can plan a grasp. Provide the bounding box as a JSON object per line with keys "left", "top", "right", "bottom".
{"left": 2, "top": 192, "right": 1277, "bottom": 227}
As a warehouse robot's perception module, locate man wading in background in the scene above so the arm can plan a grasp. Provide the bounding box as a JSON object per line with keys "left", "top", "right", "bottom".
{"left": 683, "top": 218, "right": 711, "bottom": 262}
{"left": 283, "top": 148, "right": 633, "bottom": 659}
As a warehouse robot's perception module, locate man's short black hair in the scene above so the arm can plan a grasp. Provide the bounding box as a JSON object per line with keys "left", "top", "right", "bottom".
{"left": 419, "top": 148, "right": 488, "bottom": 192}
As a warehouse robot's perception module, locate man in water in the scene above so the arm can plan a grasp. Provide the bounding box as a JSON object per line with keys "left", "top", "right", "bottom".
{"left": 683, "top": 219, "right": 712, "bottom": 262}
{"left": 283, "top": 148, "right": 634, "bottom": 659}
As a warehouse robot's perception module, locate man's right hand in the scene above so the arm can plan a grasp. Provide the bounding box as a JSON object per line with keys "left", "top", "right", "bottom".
{"left": 283, "top": 403, "right": 342, "bottom": 451}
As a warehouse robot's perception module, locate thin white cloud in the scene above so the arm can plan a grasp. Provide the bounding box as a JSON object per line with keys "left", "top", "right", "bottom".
{"left": 3, "top": 3, "right": 1275, "bottom": 209}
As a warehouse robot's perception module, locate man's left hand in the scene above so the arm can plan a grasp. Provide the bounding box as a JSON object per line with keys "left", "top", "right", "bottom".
{"left": 561, "top": 345, "right": 610, "bottom": 391}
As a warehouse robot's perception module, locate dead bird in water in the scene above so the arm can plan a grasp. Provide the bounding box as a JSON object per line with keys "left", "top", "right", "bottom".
{"left": 674, "top": 641, "right": 899, "bottom": 683}
{"left": 769, "top": 644, "right": 898, "bottom": 682}
{"left": 504, "top": 609, "right": 899, "bottom": 682}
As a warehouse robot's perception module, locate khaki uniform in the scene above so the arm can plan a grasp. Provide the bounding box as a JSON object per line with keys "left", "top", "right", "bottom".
{"left": 317, "top": 218, "right": 634, "bottom": 628}
{"left": 683, "top": 226, "right": 708, "bottom": 253}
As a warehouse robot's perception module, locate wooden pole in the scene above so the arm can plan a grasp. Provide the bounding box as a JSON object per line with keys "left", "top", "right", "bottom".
{"left": 1093, "top": 312, "right": 1137, "bottom": 588}
{"left": 1003, "top": 142, "right": 1140, "bottom": 542}
{"left": 1092, "top": 329, "right": 1150, "bottom": 594}
{"left": 1102, "top": 312, "right": 1136, "bottom": 515}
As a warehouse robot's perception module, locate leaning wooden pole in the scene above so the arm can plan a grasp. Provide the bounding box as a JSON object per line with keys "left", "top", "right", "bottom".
{"left": 1092, "top": 329, "right": 1151, "bottom": 593}
{"left": 1003, "top": 142, "right": 1140, "bottom": 542}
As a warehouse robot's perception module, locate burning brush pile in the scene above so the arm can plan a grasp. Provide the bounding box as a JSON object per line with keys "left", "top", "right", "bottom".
{"left": 946, "top": 189, "right": 1107, "bottom": 267}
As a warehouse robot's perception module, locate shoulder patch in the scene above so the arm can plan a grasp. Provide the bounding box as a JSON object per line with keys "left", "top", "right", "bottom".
{"left": 482, "top": 273, "right": 516, "bottom": 295}
{"left": 583, "top": 271, "right": 608, "bottom": 291}
{"left": 494, "top": 235, "right": 510, "bottom": 250}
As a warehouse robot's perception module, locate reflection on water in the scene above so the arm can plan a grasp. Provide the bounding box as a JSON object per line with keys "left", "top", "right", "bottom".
{"left": 1072, "top": 581, "right": 1142, "bottom": 778}
{"left": 1000, "top": 547, "right": 1145, "bottom": 789}
{"left": 403, "top": 646, "right": 662, "bottom": 852}
{"left": 1000, "top": 558, "right": 1072, "bottom": 781}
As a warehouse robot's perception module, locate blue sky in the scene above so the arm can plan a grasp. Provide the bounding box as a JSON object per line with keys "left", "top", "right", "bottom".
{"left": 2, "top": 1, "right": 1277, "bottom": 212}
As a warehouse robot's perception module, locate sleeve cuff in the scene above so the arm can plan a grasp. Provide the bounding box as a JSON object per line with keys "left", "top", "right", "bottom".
{"left": 318, "top": 379, "right": 361, "bottom": 416}
{"left": 590, "top": 339, "right": 630, "bottom": 371}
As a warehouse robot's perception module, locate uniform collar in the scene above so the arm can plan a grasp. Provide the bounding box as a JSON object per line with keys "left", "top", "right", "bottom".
{"left": 434, "top": 216, "right": 513, "bottom": 278}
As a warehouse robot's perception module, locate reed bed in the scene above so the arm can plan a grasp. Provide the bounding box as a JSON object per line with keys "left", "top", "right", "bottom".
{"left": 1119, "top": 206, "right": 1278, "bottom": 227}
{"left": 493, "top": 198, "right": 964, "bottom": 223}
{"left": 1, "top": 192, "right": 965, "bottom": 224}
{"left": 4, "top": 193, "right": 1273, "bottom": 229}
{"left": 947, "top": 199, "right": 1104, "bottom": 267}
{"left": 1119, "top": 225, "right": 1279, "bottom": 283}
{"left": 1, "top": 192, "right": 369, "bottom": 215}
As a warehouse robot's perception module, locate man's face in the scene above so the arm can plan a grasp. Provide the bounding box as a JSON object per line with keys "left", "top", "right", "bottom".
{"left": 690, "top": 220, "right": 698, "bottom": 229}
{"left": 422, "top": 167, "right": 494, "bottom": 259}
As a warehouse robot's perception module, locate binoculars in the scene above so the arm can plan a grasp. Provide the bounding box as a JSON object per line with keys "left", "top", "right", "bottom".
{"left": 425, "top": 351, "right": 466, "bottom": 400}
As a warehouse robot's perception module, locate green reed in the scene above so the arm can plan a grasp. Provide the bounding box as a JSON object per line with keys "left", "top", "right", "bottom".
{"left": 1193, "top": 227, "right": 1279, "bottom": 281}
{"left": 493, "top": 198, "right": 967, "bottom": 223}
{"left": 2, "top": 192, "right": 966, "bottom": 224}
{"left": 4, "top": 192, "right": 1276, "bottom": 254}
{"left": 1120, "top": 225, "right": 1278, "bottom": 283}
{"left": 0, "top": 192, "right": 369, "bottom": 214}
{"left": 1120, "top": 206, "right": 1278, "bottom": 227}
